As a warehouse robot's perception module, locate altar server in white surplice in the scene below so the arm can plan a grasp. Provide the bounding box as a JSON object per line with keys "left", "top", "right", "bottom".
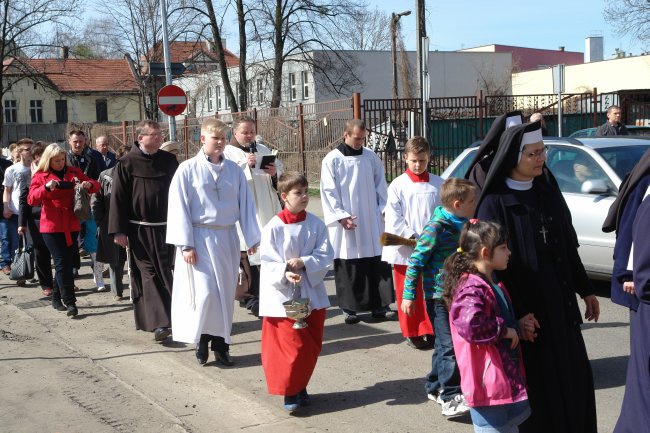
{"left": 320, "top": 119, "right": 395, "bottom": 325}
{"left": 167, "top": 119, "right": 261, "bottom": 367}
{"left": 381, "top": 136, "right": 442, "bottom": 349}
{"left": 259, "top": 172, "right": 333, "bottom": 412}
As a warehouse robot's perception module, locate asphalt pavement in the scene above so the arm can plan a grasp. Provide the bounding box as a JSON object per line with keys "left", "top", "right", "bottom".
{"left": 0, "top": 197, "right": 630, "bottom": 433}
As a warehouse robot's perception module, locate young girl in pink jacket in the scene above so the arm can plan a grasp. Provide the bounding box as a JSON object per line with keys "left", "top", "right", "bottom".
{"left": 442, "top": 220, "right": 531, "bottom": 433}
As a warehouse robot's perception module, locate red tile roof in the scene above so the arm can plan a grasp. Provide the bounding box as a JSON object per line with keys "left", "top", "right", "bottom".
{"left": 13, "top": 58, "right": 139, "bottom": 93}
{"left": 151, "top": 41, "right": 239, "bottom": 68}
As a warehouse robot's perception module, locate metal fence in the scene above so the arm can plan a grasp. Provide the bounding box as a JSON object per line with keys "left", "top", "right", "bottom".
{"left": 101, "top": 89, "right": 650, "bottom": 183}
{"left": 103, "top": 98, "right": 353, "bottom": 185}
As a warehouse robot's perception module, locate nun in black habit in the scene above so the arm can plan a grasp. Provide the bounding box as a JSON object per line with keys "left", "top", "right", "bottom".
{"left": 613, "top": 194, "right": 650, "bottom": 433}
{"left": 464, "top": 111, "right": 523, "bottom": 193}
{"left": 602, "top": 148, "right": 650, "bottom": 319}
{"left": 476, "top": 121, "right": 599, "bottom": 433}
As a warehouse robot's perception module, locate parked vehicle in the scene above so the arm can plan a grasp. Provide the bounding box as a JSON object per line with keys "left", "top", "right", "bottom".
{"left": 569, "top": 126, "right": 650, "bottom": 138}
{"left": 441, "top": 136, "right": 650, "bottom": 279}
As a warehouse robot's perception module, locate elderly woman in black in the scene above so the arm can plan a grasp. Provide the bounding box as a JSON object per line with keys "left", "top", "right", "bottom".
{"left": 92, "top": 144, "right": 130, "bottom": 301}
{"left": 473, "top": 121, "right": 599, "bottom": 433}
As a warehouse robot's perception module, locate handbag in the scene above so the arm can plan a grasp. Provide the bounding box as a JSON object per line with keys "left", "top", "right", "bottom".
{"left": 74, "top": 182, "right": 91, "bottom": 220}
{"left": 10, "top": 234, "right": 34, "bottom": 281}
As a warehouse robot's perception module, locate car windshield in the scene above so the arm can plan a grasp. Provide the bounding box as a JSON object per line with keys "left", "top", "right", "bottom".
{"left": 595, "top": 146, "right": 650, "bottom": 179}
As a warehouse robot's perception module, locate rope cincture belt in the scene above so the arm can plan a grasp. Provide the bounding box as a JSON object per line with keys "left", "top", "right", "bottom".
{"left": 192, "top": 223, "right": 235, "bottom": 230}
{"left": 128, "top": 220, "right": 167, "bottom": 226}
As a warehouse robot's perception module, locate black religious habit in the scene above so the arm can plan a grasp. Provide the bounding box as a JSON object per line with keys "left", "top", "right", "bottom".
{"left": 477, "top": 121, "right": 597, "bottom": 433}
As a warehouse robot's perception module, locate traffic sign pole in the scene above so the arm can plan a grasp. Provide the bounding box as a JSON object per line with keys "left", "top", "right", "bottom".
{"left": 159, "top": 0, "right": 176, "bottom": 140}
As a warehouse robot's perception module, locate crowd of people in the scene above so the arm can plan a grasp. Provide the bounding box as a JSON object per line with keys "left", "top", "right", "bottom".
{"left": 2, "top": 112, "right": 646, "bottom": 433}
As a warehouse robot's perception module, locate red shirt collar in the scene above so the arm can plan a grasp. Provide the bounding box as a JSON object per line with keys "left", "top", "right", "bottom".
{"left": 405, "top": 168, "right": 429, "bottom": 182}
{"left": 278, "top": 208, "right": 307, "bottom": 224}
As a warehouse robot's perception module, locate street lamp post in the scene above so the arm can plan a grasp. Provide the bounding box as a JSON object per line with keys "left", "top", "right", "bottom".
{"left": 391, "top": 10, "right": 411, "bottom": 100}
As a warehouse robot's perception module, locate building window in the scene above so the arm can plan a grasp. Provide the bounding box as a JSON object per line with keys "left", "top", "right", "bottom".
{"left": 29, "top": 100, "right": 43, "bottom": 123}
{"left": 224, "top": 86, "right": 230, "bottom": 110}
{"left": 301, "top": 71, "right": 309, "bottom": 99}
{"left": 216, "top": 86, "right": 222, "bottom": 110}
{"left": 289, "top": 73, "right": 297, "bottom": 101}
{"left": 257, "top": 79, "right": 264, "bottom": 104}
{"left": 55, "top": 100, "right": 68, "bottom": 123}
{"left": 4, "top": 100, "right": 17, "bottom": 124}
{"left": 207, "top": 86, "right": 213, "bottom": 112}
{"left": 96, "top": 99, "right": 108, "bottom": 122}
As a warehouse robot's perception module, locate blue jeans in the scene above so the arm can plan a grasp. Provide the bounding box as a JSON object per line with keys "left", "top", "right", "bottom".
{"left": 424, "top": 298, "right": 461, "bottom": 401}
{"left": 0, "top": 218, "right": 9, "bottom": 267}
{"left": 470, "top": 400, "right": 531, "bottom": 433}
{"left": 0, "top": 215, "right": 19, "bottom": 267}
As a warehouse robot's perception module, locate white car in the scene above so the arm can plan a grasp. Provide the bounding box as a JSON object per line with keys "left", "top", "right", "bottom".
{"left": 441, "top": 137, "right": 650, "bottom": 280}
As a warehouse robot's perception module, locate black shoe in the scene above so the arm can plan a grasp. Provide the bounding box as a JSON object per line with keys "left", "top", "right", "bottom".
{"left": 154, "top": 327, "right": 172, "bottom": 342}
{"left": 52, "top": 299, "right": 66, "bottom": 311}
{"left": 196, "top": 341, "right": 209, "bottom": 365}
{"left": 343, "top": 312, "right": 360, "bottom": 324}
{"left": 406, "top": 336, "right": 432, "bottom": 350}
{"left": 283, "top": 395, "right": 300, "bottom": 412}
{"left": 371, "top": 310, "right": 398, "bottom": 321}
{"left": 66, "top": 304, "right": 78, "bottom": 317}
{"left": 213, "top": 349, "right": 234, "bottom": 366}
{"left": 297, "top": 389, "right": 310, "bottom": 407}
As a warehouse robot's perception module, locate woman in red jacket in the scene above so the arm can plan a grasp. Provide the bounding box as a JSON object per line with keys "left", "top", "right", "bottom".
{"left": 28, "top": 143, "right": 100, "bottom": 317}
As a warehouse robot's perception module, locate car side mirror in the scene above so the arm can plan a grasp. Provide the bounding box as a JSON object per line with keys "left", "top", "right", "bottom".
{"left": 581, "top": 179, "right": 610, "bottom": 195}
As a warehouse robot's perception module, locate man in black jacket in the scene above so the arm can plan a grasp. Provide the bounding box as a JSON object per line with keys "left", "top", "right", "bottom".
{"left": 596, "top": 105, "right": 629, "bottom": 136}
{"left": 67, "top": 130, "right": 105, "bottom": 180}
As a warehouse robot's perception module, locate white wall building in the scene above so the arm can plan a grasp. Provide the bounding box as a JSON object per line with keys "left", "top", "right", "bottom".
{"left": 512, "top": 54, "right": 650, "bottom": 95}
{"left": 174, "top": 50, "right": 514, "bottom": 117}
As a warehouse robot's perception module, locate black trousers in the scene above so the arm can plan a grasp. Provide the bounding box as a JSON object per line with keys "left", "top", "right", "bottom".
{"left": 27, "top": 218, "right": 54, "bottom": 289}
{"left": 42, "top": 232, "right": 78, "bottom": 306}
{"left": 199, "top": 334, "right": 229, "bottom": 352}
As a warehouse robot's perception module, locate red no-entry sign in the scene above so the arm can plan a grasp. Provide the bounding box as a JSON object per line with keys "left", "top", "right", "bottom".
{"left": 157, "top": 85, "right": 187, "bottom": 116}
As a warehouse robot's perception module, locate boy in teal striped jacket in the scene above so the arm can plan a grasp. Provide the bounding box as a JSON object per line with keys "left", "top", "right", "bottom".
{"left": 401, "top": 178, "right": 476, "bottom": 417}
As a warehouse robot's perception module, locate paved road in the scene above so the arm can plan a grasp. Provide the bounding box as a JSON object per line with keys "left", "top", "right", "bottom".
{"left": 0, "top": 199, "right": 629, "bottom": 432}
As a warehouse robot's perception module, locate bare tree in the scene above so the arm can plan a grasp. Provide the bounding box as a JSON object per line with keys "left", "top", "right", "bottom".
{"left": 199, "top": 0, "right": 240, "bottom": 112}
{"left": 334, "top": 7, "right": 391, "bottom": 51}
{"left": 45, "top": 19, "right": 126, "bottom": 59}
{"left": 604, "top": 0, "right": 650, "bottom": 50}
{"left": 397, "top": 23, "right": 415, "bottom": 98}
{"left": 94, "top": 0, "right": 203, "bottom": 119}
{"left": 248, "top": 0, "right": 365, "bottom": 108}
{"left": 0, "top": 0, "right": 82, "bottom": 140}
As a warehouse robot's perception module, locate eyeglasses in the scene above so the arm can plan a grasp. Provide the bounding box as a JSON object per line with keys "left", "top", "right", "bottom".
{"left": 521, "top": 146, "right": 549, "bottom": 159}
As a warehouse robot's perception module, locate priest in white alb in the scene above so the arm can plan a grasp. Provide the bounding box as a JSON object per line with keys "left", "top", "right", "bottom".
{"left": 167, "top": 119, "right": 261, "bottom": 367}
{"left": 320, "top": 119, "right": 395, "bottom": 325}
{"left": 224, "top": 115, "right": 283, "bottom": 316}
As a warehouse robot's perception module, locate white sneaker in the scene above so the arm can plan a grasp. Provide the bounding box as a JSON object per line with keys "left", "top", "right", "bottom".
{"left": 427, "top": 391, "right": 444, "bottom": 405}
{"left": 441, "top": 394, "right": 470, "bottom": 417}
{"left": 96, "top": 285, "right": 109, "bottom": 292}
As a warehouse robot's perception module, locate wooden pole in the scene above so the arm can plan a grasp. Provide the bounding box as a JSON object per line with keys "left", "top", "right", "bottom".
{"left": 353, "top": 93, "right": 361, "bottom": 119}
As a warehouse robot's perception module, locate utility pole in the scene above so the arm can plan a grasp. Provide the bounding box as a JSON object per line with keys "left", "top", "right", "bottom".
{"left": 415, "top": 0, "right": 426, "bottom": 99}
{"left": 391, "top": 11, "right": 411, "bottom": 100}
{"left": 160, "top": 0, "right": 176, "bottom": 140}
